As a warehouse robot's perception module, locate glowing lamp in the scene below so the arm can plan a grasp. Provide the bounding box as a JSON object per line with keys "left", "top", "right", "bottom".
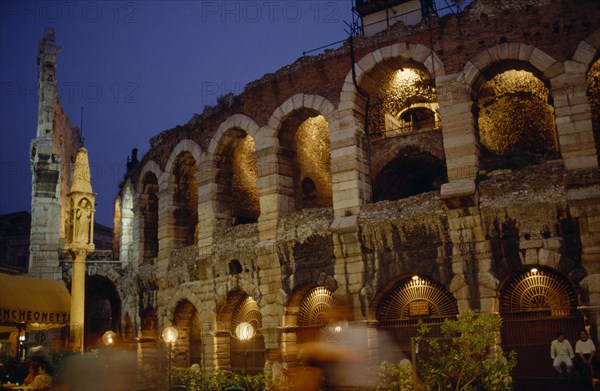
{"left": 235, "top": 322, "right": 255, "bottom": 341}
{"left": 102, "top": 330, "right": 116, "bottom": 346}
{"left": 162, "top": 326, "right": 179, "bottom": 344}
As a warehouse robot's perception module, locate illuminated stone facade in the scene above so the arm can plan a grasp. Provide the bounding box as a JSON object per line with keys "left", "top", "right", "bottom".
{"left": 29, "top": 28, "right": 83, "bottom": 280}
{"left": 111, "top": 0, "right": 600, "bottom": 381}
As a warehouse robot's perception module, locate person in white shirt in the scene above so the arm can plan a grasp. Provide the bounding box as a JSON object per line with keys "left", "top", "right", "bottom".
{"left": 550, "top": 332, "right": 574, "bottom": 375}
{"left": 574, "top": 330, "right": 599, "bottom": 377}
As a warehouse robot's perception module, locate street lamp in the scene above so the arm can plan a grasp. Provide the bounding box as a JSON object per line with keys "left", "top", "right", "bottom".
{"left": 162, "top": 326, "right": 179, "bottom": 386}
{"left": 18, "top": 330, "right": 26, "bottom": 361}
{"left": 102, "top": 330, "right": 116, "bottom": 346}
{"left": 235, "top": 322, "right": 255, "bottom": 374}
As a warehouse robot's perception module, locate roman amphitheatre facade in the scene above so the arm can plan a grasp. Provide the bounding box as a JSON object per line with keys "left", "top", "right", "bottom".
{"left": 29, "top": 0, "right": 600, "bottom": 382}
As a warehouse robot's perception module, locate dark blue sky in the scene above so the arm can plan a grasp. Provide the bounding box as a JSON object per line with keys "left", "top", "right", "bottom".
{"left": 0, "top": 0, "right": 470, "bottom": 227}
{"left": 0, "top": 1, "right": 355, "bottom": 226}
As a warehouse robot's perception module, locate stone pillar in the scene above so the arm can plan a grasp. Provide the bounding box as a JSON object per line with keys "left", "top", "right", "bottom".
{"left": 436, "top": 74, "right": 480, "bottom": 181}
{"left": 197, "top": 157, "right": 218, "bottom": 257}
{"left": 332, "top": 216, "right": 365, "bottom": 321}
{"left": 551, "top": 63, "right": 599, "bottom": 170}
{"left": 441, "top": 180, "right": 487, "bottom": 314}
{"left": 256, "top": 241, "right": 286, "bottom": 374}
{"left": 256, "top": 144, "right": 294, "bottom": 241}
{"left": 329, "top": 114, "right": 371, "bottom": 218}
{"left": 69, "top": 250, "right": 87, "bottom": 352}
{"left": 568, "top": 178, "right": 600, "bottom": 339}
{"left": 157, "top": 180, "right": 174, "bottom": 277}
{"left": 64, "top": 148, "right": 95, "bottom": 353}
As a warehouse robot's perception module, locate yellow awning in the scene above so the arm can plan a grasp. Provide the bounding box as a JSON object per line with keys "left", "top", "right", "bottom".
{"left": 0, "top": 273, "right": 70, "bottom": 330}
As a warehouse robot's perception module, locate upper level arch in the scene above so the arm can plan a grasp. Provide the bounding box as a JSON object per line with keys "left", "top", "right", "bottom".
{"left": 570, "top": 28, "right": 600, "bottom": 70}
{"left": 267, "top": 93, "right": 335, "bottom": 133}
{"left": 166, "top": 147, "right": 200, "bottom": 248}
{"left": 207, "top": 115, "right": 261, "bottom": 226}
{"left": 475, "top": 62, "right": 559, "bottom": 161}
{"left": 208, "top": 114, "right": 260, "bottom": 156}
{"left": 163, "top": 139, "right": 204, "bottom": 180}
{"left": 460, "top": 43, "right": 559, "bottom": 91}
{"left": 340, "top": 43, "right": 445, "bottom": 118}
{"left": 137, "top": 160, "right": 163, "bottom": 191}
{"left": 269, "top": 94, "right": 335, "bottom": 212}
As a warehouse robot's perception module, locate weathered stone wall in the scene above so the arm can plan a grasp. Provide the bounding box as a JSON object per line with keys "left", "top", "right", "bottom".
{"left": 110, "top": 0, "right": 600, "bottom": 375}
{"left": 29, "top": 28, "right": 83, "bottom": 279}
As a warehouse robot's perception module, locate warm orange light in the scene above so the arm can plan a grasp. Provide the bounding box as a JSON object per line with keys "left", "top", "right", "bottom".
{"left": 235, "top": 322, "right": 255, "bottom": 341}
{"left": 102, "top": 330, "right": 116, "bottom": 346}
{"left": 162, "top": 326, "right": 179, "bottom": 344}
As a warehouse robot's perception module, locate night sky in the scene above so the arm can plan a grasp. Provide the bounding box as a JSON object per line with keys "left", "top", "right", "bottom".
{"left": 0, "top": 0, "right": 355, "bottom": 226}
{"left": 0, "top": 0, "right": 470, "bottom": 227}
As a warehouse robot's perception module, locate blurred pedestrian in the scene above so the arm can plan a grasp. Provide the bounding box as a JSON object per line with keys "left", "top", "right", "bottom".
{"left": 23, "top": 361, "right": 40, "bottom": 386}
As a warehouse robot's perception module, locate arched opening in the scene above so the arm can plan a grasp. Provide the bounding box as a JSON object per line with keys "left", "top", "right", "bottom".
{"left": 172, "top": 300, "right": 202, "bottom": 368}
{"left": 229, "top": 296, "right": 265, "bottom": 374}
{"left": 297, "top": 287, "right": 337, "bottom": 343}
{"left": 171, "top": 152, "right": 198, "bottom": 248}
{"left": 373, "top": 150, "right": 446, "bottom": 202}
{"left": 141, "top": 306, "right": 159, "bottom": 341}
{"left": 83, "top": 275, "right": 121, "bottom": 350}
{"left": 476, "top": 64, "right": 558, "bottom": 168}
{"left": 375, "top": 276, "right": 458, "bottom": 362}
{"left": 587, "top": 56, "right": 600, "bottom": 166}
{"left": 398, "top": 105, "right": 439, "bottom": 131}
{"left": 215, "top": 129, "right": 259, "bottom": 226}
{"left": 499, "top": 267, "right": 583, "bottom": 378}
{"left": 137, "top": 306, "right": 160, "bottom": 376}
{"left": 365, "top": 65, "right": 438, "bottom": 138}
{"left": 278, "top": 112, "right": 332, "bottom": 211}
{"left": 140, "top": 172, "right": 159, "bottom": 264}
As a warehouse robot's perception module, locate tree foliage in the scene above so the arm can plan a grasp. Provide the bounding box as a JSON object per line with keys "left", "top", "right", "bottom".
{"left": 416, "top": 310, "right": 516, "bottom": 391}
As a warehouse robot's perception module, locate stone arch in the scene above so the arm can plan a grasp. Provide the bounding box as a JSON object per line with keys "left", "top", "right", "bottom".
{"left": 267, "top": 93, "right": 335, "bottom": 132}
{"left": 461, "top": 45, "right": 561, "bottom": 165}
{"left": 163, "top": 139, "right": 204, "bottom": 177}
{"left": 206, "top": 115, "right": 261, "bottom": 227}
{"left": 137, "top": 160, "right": 163, "bottom": 191}
{"left": 172, "top": 299, "right": 203, "bottom": 368}
{"left": 339, "top": 43, "right": 445, "bottom": 118}
{"left": 139, "top": 170, "right": 159, "bottom": 265}
{"left": 368, "top": 275, "right": 457, "bottom": 362}
{"left": 571, "top": 28, "right": 600, "bottom": 69}
{"left": 372, "top": 146, "right": 446, "bottom": 202}
{"left": 140, "top": 306, "right": 159, "bottom": 341}
{"left": 80, "top": 274, "right": 122, "bottom": 349}
{"left": 208, "top": 114, "right": 261, "bottom": 155}
{"left": 215, "top": 290, "right": 265, "bottom": 373}
{"left": 498, "top": 266, "right": 584, "bottom": 378}
{"left": 460, "top": 43, "right": 559, "bottom": 90}
{"left": 165, "top": 143, "right": 200, "bottom": 249}
{"left": 580, "top": 30, "right": 600, "bottom": 166}
{"left": 269, "top": 95, "right": 334, "bottom": 212}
